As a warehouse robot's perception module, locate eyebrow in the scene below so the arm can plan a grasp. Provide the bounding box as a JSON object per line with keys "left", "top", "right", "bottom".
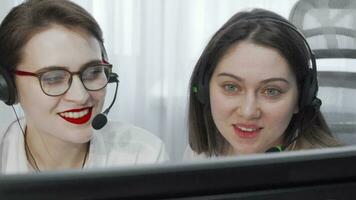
{"left": 217, "top": 73, "right": 290, "bottom": 84}
{"left": 36, "top": 59, "right": 103, "bottom": 73}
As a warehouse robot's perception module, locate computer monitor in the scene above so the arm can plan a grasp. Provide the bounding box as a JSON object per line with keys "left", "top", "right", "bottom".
{"left": 1, "top": 146, "right": 356, "bottom": 199}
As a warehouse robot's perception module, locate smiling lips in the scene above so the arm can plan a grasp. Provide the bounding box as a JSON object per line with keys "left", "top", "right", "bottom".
{"left": 58, "top": 107, "right": 93, "bottom": 125}
{"left": 233, "top": 124, "right": 262, "bottom": 139}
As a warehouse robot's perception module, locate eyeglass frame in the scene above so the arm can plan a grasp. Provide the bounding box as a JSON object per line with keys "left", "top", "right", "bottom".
{"left": 12, "top": 61, "right": 114, "bottom": 97}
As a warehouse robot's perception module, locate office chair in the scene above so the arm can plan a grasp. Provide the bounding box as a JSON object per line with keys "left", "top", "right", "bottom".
{"left": 289, "top": 0, "right": 356, "bottom": 144}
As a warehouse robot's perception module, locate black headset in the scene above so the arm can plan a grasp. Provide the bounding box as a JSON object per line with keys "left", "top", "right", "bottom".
{"left": 193, "top": 16, "right": 321, "bottom": 111}
{"left": 0, "top": 66, "right": 16, "bottom": 105}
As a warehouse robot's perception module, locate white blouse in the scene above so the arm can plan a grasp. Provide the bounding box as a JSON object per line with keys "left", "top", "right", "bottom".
{"left": 0, "top": 119, "right": 168, "bottom": 174}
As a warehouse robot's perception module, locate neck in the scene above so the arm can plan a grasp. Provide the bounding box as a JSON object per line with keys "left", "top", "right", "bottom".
{"left": 24, "top": 126, "right": 89, "bottom": 171}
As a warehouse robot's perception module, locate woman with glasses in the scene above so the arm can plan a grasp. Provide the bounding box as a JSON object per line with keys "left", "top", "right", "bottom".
{"left": 0, "top": 0, "right": 168, "bottom": 174}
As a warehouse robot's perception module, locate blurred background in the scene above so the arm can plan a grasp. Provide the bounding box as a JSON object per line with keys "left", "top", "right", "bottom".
{"left": 2, "top": 0, "right": 356, "bottom": 161}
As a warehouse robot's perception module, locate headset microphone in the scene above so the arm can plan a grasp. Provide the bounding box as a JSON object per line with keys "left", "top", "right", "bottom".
{"left": 92, "top": 108, "right": 109, "bottom": 130}
{"left": 92, "top": 73, "right": 119, "bottom": 130}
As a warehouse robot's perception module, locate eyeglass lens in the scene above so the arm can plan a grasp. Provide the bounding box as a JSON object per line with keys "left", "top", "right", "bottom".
{"left": 39, "top": 65, "right": 111, "bottom": 96}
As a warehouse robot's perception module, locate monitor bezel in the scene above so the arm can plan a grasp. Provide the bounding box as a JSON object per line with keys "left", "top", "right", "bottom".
{"left": 1, "top": 146, "right": 356, "bottom": 199}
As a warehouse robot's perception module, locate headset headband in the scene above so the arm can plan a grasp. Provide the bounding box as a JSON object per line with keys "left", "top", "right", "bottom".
{"left": 194, "top": 15, "right": 320, "bottom": 110}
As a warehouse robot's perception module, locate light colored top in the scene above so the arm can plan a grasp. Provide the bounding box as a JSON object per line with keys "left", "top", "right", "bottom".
{"left": 183, "top": 146, "right": 216, "bottom": 160}
{"left": 0, "top": 119, "right": 168, "bottom": 174}
{"left": 183, "top": 146, "right": 246, "bottom": 165}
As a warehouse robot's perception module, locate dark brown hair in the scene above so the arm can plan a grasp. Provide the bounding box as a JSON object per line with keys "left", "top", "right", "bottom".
{"left": 188, "top": 8, "right": 341, "bottom": 156}
{"left": 0, "top": 0, "right": 105, "bottom": 101}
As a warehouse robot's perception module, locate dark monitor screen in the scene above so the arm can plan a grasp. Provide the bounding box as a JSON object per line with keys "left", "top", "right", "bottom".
{"left": 1, "top": 147, "right": 356, "bottom": 200}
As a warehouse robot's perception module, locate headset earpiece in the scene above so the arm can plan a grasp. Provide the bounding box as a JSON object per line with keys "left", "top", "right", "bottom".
{"left": 0, "top": 67, "right": 16, "bottom": 105}
{"left": 194, "top": 83, "right": 209, "bottom": 105}
{"left": 301, "top": 59, "right": 320, "bottom": 111}
{"left": 312, "top": 97, "right": 322, "bottom": 110}
{"left": 193, "top": 59, "right": 210, "bottom": 105}
{"left": 301, "top": 69, "right": 314, "bottom": 107}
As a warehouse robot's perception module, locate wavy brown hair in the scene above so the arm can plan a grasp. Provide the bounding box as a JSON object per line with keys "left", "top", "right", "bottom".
{"left": 188, "top": 9, "right": 341, "bottom": 157}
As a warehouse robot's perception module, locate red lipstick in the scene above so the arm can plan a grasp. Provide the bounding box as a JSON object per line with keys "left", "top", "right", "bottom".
{"left": 58, "top": 107, "right": 92, "bottom": 125}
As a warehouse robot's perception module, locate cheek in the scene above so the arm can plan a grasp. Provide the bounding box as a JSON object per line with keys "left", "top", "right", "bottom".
{"left": 210, "top": 87, "right": 236, "bottom": 122}
{"left": 263, "top": 99, "right": 297, "bottom": 132}
{"left": 16, "top": 78, "right": 40, "bottom": 102}
{"left": 89, "top": 89, "right": 106, "bottom": 111}
{"left": 17, "top": 78, "right": 51, "bottom": 105}
{"left": 17, "top": 79, "right": 59, "bottom": 118}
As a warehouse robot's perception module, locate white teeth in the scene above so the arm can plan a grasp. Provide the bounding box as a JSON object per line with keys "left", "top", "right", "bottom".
{"left": 239, "top": 126, "right": 257, "bottom": 132}
{"left": 74, "top": 112, "right": 79, "bottom": 118}
{"left": 60, "top": 109, "right": 89, "bottom": 119}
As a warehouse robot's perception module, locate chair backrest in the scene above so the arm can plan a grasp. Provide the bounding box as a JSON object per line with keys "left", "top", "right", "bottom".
{"left": 317, "top": 71, "right": 356, "bottom": 144}
{"left": 289, "top": 0, "right": 356, "bottom": 145}
{"left": 289, "top": 0, "right": 356, "bottom": 59}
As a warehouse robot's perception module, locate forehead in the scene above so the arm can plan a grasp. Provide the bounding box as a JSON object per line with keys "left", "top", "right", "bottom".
{"left": 19, "top": 25, "right": 102, "bottom": 71}
{"left": 214, "top": 41, "right": 295, "bottom": 81}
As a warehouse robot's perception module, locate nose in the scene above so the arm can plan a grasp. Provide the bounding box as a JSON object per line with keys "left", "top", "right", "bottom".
{"left": 63, "top": 75, "right": 89, "bottom": 104}
{"left": 237, "top": 93, "right": 261, "bottom": 120}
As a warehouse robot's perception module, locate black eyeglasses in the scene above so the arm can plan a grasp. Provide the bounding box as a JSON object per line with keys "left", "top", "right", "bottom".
{"left": 13, "top": 63, "right": 114, "bottom": 96}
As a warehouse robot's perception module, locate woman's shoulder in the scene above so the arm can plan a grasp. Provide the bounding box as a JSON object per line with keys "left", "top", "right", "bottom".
{"left": 93, "top": 120, "right": 168, "bottom": 163}
{"left": 183, "top": 145, "right": 213, "bottom": 161}
{"left": 294, "top": 129, "right": 343, "bottom": 150}
{"left": 0, "top": 124, "right": 6, "bottom": 141}
{"left": 0, "top": 119, "right": 28, "bottom": 174}
{"left": 0, "top": 119, "right": 24, "bottom": 142}
{"left": 98, "top": 120, "right": 163, "bottom": 146}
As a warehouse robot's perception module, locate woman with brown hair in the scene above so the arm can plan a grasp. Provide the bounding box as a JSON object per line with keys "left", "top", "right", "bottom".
{"left": 0, "top": 0, "right": 167, "bottom": 173}
{"left": 185, "top": 8, "right": 341, "bottom": 159}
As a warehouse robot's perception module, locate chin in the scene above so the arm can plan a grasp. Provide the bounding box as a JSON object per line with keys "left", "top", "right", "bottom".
{"left": 67, "top": 129, "right": 93, "bottom": 143}
{"left": 69, "top": 135, "right": 92, "bottom": 144}
{"left": 77, "top": 137, "right": 92, "bottom": 144}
